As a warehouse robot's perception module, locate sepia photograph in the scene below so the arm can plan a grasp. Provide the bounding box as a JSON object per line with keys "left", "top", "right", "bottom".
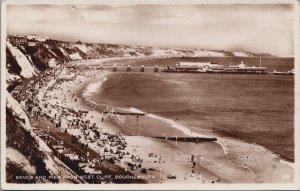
{"left": 1, "top": 0, "right": 299, "bottom": 190}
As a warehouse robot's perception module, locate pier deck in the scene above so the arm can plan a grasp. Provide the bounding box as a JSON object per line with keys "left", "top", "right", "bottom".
{"left": 102, "top": 111, "right": 146, "bottom": 116}
{"left": 152, "top": 136, "right": 217, "bottom": 143}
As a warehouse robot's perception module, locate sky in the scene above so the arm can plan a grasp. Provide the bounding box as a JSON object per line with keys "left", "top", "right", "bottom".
{"left": 6, "top": 3, "right": 295, "bottom": 56}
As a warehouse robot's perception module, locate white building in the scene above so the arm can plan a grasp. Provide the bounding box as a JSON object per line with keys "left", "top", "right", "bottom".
{"left": 175, "top": 62, "right": 223, "bottom": 70}
{"left": 48, "top": 58, "right": 58, "bottom": 68}
{"left": 27, "top": 34, "right": 48, "bottom": 42}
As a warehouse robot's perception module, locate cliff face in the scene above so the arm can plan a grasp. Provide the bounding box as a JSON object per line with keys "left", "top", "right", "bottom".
{"left": 6, "top": 34, "right": 268, "bottom": 85}
{"left": 6, "top": 88, "right": 83, "bottom": 183}
{"left": 6, "top": 107, "right": 51, "bottom": 183}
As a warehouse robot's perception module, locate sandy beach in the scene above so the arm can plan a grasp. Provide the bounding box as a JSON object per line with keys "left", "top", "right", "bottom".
{"left": 31, "top": 59, "right": 294, "bottom": 184}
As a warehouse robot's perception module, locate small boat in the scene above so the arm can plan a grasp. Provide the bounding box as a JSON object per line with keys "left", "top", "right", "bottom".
{"left": 273, "top": 69, "right": 294, "bottom": 75}
{"left": 289, "top": 69, "right": 295, "bottom": 75}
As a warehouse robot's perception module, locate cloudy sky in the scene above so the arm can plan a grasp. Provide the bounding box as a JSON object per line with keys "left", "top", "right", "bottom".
{"left": 6, "top": 3, "right": 295, "bottom": 55}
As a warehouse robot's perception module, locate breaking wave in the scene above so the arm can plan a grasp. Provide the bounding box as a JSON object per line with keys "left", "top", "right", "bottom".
{"left": 82, "top": 72, "right": 108, "bottom": 104}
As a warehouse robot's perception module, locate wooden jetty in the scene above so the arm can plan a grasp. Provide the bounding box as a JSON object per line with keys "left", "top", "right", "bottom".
{"left": 152, "top": 136, "right": 217, "bottom": 143}
{"left": 102, "top": 111, "right": 146, "bottom": 116}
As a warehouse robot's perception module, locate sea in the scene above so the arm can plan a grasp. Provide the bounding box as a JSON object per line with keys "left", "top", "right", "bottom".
{"left": 83, "top": 57, "right": 294, "bottom": 162}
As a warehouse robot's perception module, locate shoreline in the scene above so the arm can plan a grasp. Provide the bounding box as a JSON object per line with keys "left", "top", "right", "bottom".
{"left": 81, "top": 69, "right": 294, "bottom": 164}
{"left": 73, "top": 61, "right": 294, "bottom": 183}
{"left": 62, "top": 69, "right": 228, "bottom": 183}
{"left": 17, "top": 58, "right": 294, "bottom": 184}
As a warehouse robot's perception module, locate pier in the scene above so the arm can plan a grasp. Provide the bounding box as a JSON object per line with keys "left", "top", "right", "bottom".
{"left": 90, "top": 65, "right": 164, "bottom": 72}
{"left": 152, "top": 136, "right": 217, "bottom": 143}
{"left": 90, "top": 61, "right": 269, "bottom": 74}
{"left": 112, "top": 64, "right": 117, "bottom": 72}
{"left": 102, "top": 111, "right": 146, "bottom": 116}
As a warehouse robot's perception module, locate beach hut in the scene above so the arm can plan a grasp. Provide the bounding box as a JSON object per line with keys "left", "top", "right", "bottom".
{"left": 28, "top": 41, "right": 37, "bottom": 47}
{"left": 65, "top": 153, "right": 80, "bottom": 161}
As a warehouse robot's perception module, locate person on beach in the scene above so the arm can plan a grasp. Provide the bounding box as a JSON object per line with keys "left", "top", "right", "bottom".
{"left": 191, "top": 169, "right": 195, "bottom": 177}
{"left": 191, "top": 154, "right": 195, "bottom": 162}
{"left": 199, "top": 156, "right": 204, "bottom": 166}
{"left": 193, "top": 161, "right": 196, "bottom": 168}
{"left": 211, "top": 178, "right": 215, "bottom": 184}
{"left": 198, "top": 173, "right": 201, "bottom": 180}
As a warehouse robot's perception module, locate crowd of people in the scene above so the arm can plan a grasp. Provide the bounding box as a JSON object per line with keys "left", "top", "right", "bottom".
{"left": 11, "top": 66, "right": 149, "bottom": 182}
{"left": 11, "top": 64, "right": 231, "bottom": 184}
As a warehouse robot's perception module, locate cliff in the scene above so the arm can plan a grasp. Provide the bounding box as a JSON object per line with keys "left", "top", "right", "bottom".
{"left": 6, "top": 34, "right": 271, "bottom": 85}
